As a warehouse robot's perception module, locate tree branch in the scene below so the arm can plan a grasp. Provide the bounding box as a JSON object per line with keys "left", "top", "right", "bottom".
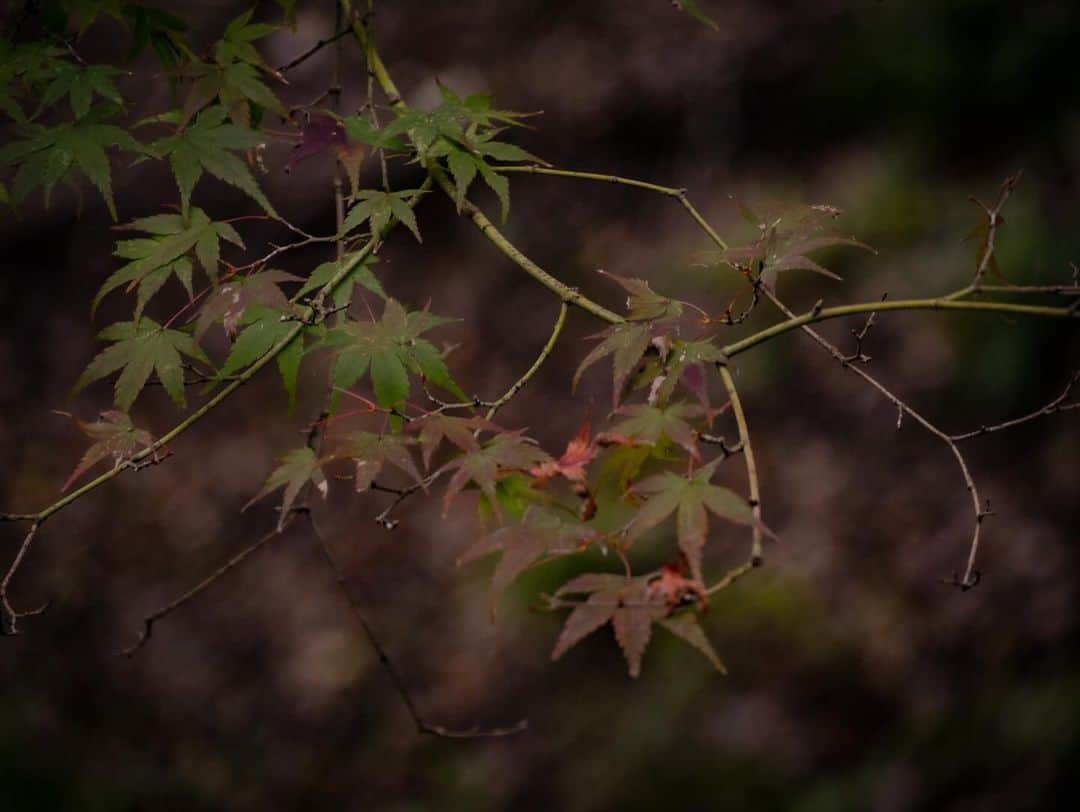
{"left": 307, "top": 509, "right": 526, "bottom": 739}
{"left": 121, "top": 518, "right": 296, "bottom": 656}
{"left": 717, "top": 367, "right": 764, "bottom": 566}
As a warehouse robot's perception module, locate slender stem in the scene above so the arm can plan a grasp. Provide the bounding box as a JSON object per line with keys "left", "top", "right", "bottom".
{"left": 496, "top": 165, "right": 727, "bottom": 250}
{"left": 486, "top": 301, "right": 568, "bottom": 420}
{"left": 718, "top": 367, "right": 764, "bottom": 565}
{"left": 721, "top": 295, "right": 1078, "bottom": 358}
{"left": 121, "top": 520, "right": 293, "bottom": 656}
{"left": 430, "top": 163, "right": 625, "bottom": 323}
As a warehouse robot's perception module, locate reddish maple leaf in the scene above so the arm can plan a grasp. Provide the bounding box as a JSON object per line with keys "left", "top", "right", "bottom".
{"left": 646, "top": 557, "right": 708, "bottom": 614}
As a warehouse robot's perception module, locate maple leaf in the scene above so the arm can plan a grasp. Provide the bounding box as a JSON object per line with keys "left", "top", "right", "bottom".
{"left": 531, "top": 415, "right": 597, "bottom": 486}
{"left": 181, "top": 61, "right": 285, "bottom": 130}
{"left": 210, "top": 302, "right": 305, "bottom": 410}
{"left": 0, "top": 112, "right": 143, "bottom": 219}
{"left": 194, "top": 270, "right": 299, "bottom": 338}
{"left": 610, "top": 403, "right": 703, "bottom": 460}
{"left": 629, "top": 458, "right": 773, "bottom": 580}
{"left": 572, "top": 321, "right": 653, "bottom": 407}
{"left": 331, "top": 431, "right": 423, "bottom": 493}
{"left": 124, "top": 5, "right": 193, "bottom": 73}
{"left": 550, "top": 570, "right": 724, "bottom": 676}
{"left": 458, "top": 506, "right": 599, "bottom": 615}
{"left": 407, "top": 413, "right": 501, "bottom": 470}
{"left": 550, "top": 574, "right": 665, "bottom": 678}
{"left": 149, "top": 105, "right": 275, "bottom": 218}
{"left": 95, "top": 207, "right": 245, "bottom": 318}
{"left": 598, "top": 271, "right": 683, "bottom": 322}
{"left": 213, "top": 9, "right": 279, "bottom": 74}
{"left": 438, "top": 432, "right": 552, "bottom": 516}
{"left": 711, "top": 202, "right": 873, "bottom": 290}
{"left": 293, "top": 253, "right": 386, "bottom": 311}
{"left": 62, "top": 410, "right": 154, "bottom": 491}
{"left": 325, "top": 298, "right": 466, "bottom": 411}
{"left": 645, "top": 557, "right": 708, "bottom": 613}
{"left": 245, "top": 447, "right": 326, "bottom": 529}
{"left": 73, "top": 318, "right": 212, "bottom": 410}
{"left": 38, "top": 63, "right": 124, "bottom": 120}
{"left": 340, "top": 189, "right": 424, "bottom": 243}
{"left": 648, "top": 338, "right": 728, "bottom": 410}
{"left": 531, "top": 414, "right": 600, "bottom": 519}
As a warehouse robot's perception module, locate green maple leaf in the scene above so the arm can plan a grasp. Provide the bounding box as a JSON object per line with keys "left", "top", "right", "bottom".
{"left": 610, "top": 403, "right": 703, "bottom": 460}
{"left": 629, "top": 459, "right": 771, "bottom": 580}
{"left": 124, "top": 4, "right": 194, "bottom": 73}
{"left": 38, "top": 63, "right": 125, "bottom": 119}
{"left": 94, "top": 206, "right": 245, "bottom": 318}
{"left": 294, "top": 253, "right": 386, "bottom": 311}
{"left": 62, "top": 409, "right": 154, "bottom": 491}
{"left": 181, "top": 61, "right": 285, "bottom": 129}
{"left": 0, "top": 112, "right": 143, "bottom": 219}
{"left": 325, "top": 298, "right": 465, "bottom": 411}
{"left": 212, "top": 302, "right": 304, "bottom": 410}
{"left": 458, "top": 506, "right": 599, "bottom": 616}
{"left": 74, "top": 317, "right": 212, "bottom": 410}
{"left": 340, "top": 189, "right": 424, "bottom": 243}
{"left": 0, "top": 41, "right": 67, "bottom": 121}
{"left": 245, "top": 447, "right": 326, "bottom": 529}
{"left": 149, "top": 105, "right": 275, "bottom": 218}
{"left": 331, "top": 431, "right": 423, "bottom": 493}
{"left": 438, "top": 432, "right": 551, "bottom": 517}
{"left": 214, "top": 8, "right": 279, "bottom": 72}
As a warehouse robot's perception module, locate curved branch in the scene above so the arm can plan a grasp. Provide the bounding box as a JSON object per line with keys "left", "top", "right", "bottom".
{"left": 721, "top": 295, "right": 1078, "bottom": 358}
{"left": 485, "top": 301, "right": 569, "bottom": 420}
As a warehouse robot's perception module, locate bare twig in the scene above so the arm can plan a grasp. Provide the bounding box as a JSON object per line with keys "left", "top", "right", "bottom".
{"left": 842, "top": 292, "right": 887, "bottom": 364}
{"left": 950, "top": 371, "right": 1080, "bottom": 441}
{"left": 120, "top": 518, "right": 296, "bottom": 656}
{"left": 277, "top": 26, "right": 352, "bottom": 73}
{"left": 1, "top": 522, "right": 49, "bottom": 635}
{"left": 761, "top": 290, "right": 988, "bottom": 589}
{"left": 307, "top": 511, "right": 527, "bottom": 739}
{"left": 970, "top": 172, "right": 1021, "bottom": 291}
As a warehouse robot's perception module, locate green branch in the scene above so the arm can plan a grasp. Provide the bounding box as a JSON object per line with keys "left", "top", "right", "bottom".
{"left": 15, "top": 181, "right": 433, "bottom": 529}
{"left": 718, "top": 366, "right": 764, "bottom": 565}
{"left": 721, "top": 295, "right": 1078, "bottom": 358}
{"left": 485, "top": 301, "right": 569, "bottom": 420}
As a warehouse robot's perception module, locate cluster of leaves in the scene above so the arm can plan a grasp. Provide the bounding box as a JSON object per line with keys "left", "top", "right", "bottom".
{"left": 9, "top": 0, "right": 764, "bottom": 679}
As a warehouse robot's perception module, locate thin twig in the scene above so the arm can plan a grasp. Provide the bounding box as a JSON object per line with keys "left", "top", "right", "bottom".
{"left": 970, "top": 172, "right": 1021, "bottom": 291}
{"left": 485, "top": 301, "right": 569, "bottom": 420}
{"left": 950, "top": 371, "right": 1080, "bottom": 441}
{"left": 120, "top": 519, "right": 295, "bottom": 656}
{"left": 761, "top": 290, "right": 988, "bottom": 589}
{"left": 277, "top": 26, "right": 352, "bottom": 73}
{"left": 306, "top": 511, "right": 527, "bottom": 739}
{"left": 1, "top": 522, "right": 49, "bottom": 635}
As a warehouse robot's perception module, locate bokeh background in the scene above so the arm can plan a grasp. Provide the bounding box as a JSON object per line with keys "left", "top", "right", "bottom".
{"left": 2, "top": 1, "right": 1079, "bottom": 809}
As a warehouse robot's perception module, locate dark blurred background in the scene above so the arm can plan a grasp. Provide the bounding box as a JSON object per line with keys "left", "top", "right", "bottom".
{"left": 2, "top": 1, "right": 1079, "bottom": 809}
